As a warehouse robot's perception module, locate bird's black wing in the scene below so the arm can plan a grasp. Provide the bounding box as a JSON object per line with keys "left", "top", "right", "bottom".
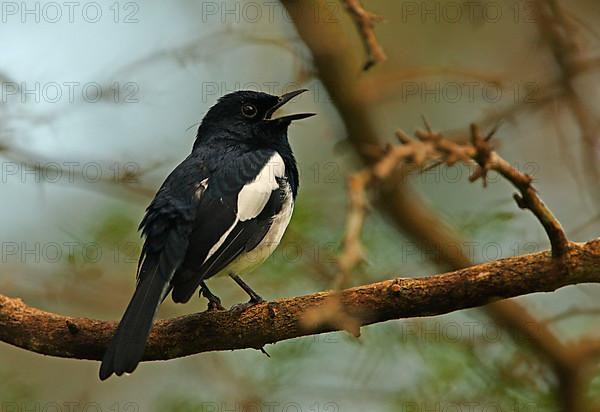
{"left": 99, "top": 154, "right": 206, "bottom": 380}
{"left": 170, "top": 149, "right": 286, "bottom": 303}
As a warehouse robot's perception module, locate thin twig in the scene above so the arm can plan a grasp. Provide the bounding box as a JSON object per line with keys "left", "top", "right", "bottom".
{"left": 342, "top": 0, "right": 386, "bottom": 70}
{"left": 467, "top": 124, "right": 570, "bottom": 257}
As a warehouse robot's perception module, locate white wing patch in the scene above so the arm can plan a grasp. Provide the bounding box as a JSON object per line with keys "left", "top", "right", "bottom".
{"left": 195, "top": 178, "right": 208, "bottom": 199}
{"left": 203, "top": 152, "right": 285, "bottom": 264}
{"left": 237, "top": 152, "right": 285, "bottom": 221}
{"left": 206, "top": 217, "right": 238, "bottom": 260}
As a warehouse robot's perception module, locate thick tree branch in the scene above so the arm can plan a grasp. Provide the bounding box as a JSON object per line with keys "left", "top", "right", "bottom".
{"left": 1, "top": 239, "right": 598, "bottom": 362}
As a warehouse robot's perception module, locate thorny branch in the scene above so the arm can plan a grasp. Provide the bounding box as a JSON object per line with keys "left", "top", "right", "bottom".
{"left": 338, "top": 122, "right": 571, "bottom": 275}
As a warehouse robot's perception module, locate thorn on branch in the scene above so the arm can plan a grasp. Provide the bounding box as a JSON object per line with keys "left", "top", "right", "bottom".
{"left": 486, "top": 121, "right": 501, "bottom": 141}
{"left": 469, "top": 123, "right": 504, "bottom": 187}
{"left": 513, "top": 194, "right": 527, "bottom": 209}
{"left": 421, "top": 114, "right": 433, "bottom": 134}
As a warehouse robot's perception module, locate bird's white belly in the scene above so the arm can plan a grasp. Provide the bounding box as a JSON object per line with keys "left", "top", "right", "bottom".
{"left": 218, "top": 193, "right": 294, "bottom": 276}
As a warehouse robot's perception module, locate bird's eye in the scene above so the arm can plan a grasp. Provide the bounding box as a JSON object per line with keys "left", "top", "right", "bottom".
{"left": 241, "top": 104, "right": 258, "bottom": 118}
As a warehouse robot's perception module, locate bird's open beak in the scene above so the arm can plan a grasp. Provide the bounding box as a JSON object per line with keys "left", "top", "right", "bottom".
{"left": 265, "top": 89, "right": 316, "bottom": 122}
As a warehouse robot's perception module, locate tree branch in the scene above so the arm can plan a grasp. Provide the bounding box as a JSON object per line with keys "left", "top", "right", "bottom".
{"left": 1, "top": 239, "right": 598, "bottom": 362}
{"left": 341, "top": 0, "right": 386, "bottom": 70}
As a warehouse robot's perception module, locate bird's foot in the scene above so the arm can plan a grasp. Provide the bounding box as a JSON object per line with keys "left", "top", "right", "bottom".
{"left": 207, "top": 299, "right": 226, "bottom": 312}
{"left": 200, "top": 283, "right": 225, "bottom": 312}
{"left": 230, "top": 295, "right": 265, "bottom": 312}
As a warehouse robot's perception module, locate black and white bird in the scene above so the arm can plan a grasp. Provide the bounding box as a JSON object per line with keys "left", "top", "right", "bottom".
{"left": 99, "top": 89, "right": 315, "bottom": 380}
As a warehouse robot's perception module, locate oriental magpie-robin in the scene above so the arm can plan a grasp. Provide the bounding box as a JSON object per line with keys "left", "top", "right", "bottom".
{"left": 99, "top": 89, "right": 315, "bottom": 380}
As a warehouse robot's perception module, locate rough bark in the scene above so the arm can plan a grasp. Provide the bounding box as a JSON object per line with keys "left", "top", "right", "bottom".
{"left": 1, "top": 239, "right": 598, "bottom": 362}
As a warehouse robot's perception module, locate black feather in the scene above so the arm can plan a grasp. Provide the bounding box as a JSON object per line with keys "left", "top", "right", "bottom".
{"left": 99, "top": 227, "right": 188, "bottom": 380}
{"left": 99, "top": 254, "right": 165, "bottom": 380}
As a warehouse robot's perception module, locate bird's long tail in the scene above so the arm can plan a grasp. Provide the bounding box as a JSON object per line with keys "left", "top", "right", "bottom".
{"left": 99, "top": 256, "right": 170, "bottom": 380}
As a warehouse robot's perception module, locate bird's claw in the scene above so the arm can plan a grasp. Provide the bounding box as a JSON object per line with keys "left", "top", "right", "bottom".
{"left": 230, "top": 297, "right": 265, "bottom": 312}
{"left": 206, "top": 299, "right": 226, "bottom": 312}
{"left": 200, "top": 285, "right": 225, "bottom": 312}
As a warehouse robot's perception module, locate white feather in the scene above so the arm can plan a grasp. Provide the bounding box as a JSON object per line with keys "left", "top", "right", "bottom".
{"left": 237, "top": 153, "right": 285, "bottom": 221}
{"left": 206, "top": 217, "right": 238, "bottom": 260}
{"left": 195, "top": 178, "right": 208, "bottom": 199}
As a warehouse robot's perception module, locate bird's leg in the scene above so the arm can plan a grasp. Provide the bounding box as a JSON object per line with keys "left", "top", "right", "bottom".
{"left": 229, "top": 273, "right": 264, "bottom": 303}
{"left": 200, "top": 281, "right": 225, "bottom": 312}
{"left": 229, "top": 273, "right": 265, "bottom": 309}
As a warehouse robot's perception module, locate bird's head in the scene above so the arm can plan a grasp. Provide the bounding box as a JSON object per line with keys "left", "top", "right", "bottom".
{"left": 196, "top": 89, "right": 315, "bottom": 147}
